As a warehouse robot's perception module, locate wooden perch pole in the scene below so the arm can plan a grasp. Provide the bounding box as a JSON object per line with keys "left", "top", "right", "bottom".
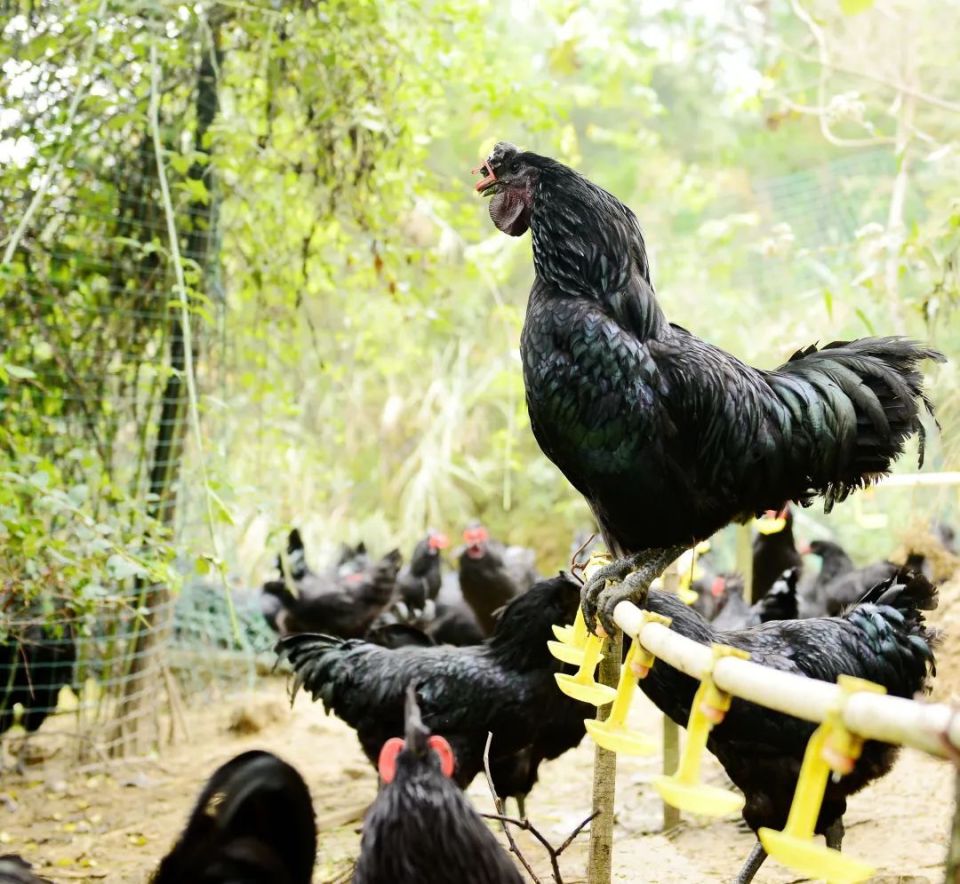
{"left": 660, "top": 566, "right": 680, "bottom": 831}
{"left": 587, "top": 632, "right": 621, "bottom": 884}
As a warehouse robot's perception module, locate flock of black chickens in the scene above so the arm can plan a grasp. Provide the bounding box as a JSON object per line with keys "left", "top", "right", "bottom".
{"left": 2, "top": 143, "right": 953, "bottom": 883}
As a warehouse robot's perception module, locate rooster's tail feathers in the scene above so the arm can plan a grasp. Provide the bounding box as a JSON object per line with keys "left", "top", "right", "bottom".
{"left": 275, "top": 633, "right": 350, "bottom": 710}
{"left": 774, "top": 337, "right": 944, "bottom": 510}
{"left": 846, "top": 570, "right": 940, "bottom": 676}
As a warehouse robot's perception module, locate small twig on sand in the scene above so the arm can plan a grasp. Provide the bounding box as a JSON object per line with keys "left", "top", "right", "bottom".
{"left": 482, "top": 732, "right": 598, "bottom": 883}
{"left": 483, "top": 732, "right": 542, "bottom": 883}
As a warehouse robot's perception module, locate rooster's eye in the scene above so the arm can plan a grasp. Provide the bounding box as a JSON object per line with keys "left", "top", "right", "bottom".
{"left": 510, "top": 161, "right": 521, "bottom": 173}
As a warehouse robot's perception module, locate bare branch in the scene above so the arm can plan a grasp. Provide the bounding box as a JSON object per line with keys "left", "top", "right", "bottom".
{"left": 483, "top": 732, "right": 542, "bottom": 883}
{"left": 481, "top": 733, "right": 598, "bottom": 883}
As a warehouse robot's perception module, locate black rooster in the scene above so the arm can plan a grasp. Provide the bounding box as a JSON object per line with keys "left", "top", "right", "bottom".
{"left": 276, "top": 574, "right": 591, "bottom": 816}
{"left": 639, "top": 571, "right": 937, "bottom": 882}
{"left": 751, "top": 507, "right": 803, "bottom": 601}
{"left": 151, "top": 750, "right": 316, "bottom": 884}
{"left": 458, "top": 523, "right": 539, "bottom": 635}
{"left": 354, "top": 686, "right": 523, "bottom": 884}
{"left": 0, "top": 615, "right": 76, "bottom": 773}
{"left": 475, "top": 142, "right": 943, "bottom": 634}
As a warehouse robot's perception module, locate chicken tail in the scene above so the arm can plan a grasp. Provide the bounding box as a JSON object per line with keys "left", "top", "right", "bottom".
{"left": 771, "top": 337, "right": 944, "bottom": 511}
{"left": 844, "top": 570, "right": 940, "bottom": 688}
{"left": 275, "top": 632, "right": 351, "bottom": 712}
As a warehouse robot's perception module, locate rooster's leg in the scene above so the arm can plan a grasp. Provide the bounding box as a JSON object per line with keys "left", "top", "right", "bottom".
{"left": 581, "top": 545, "right": 686, "bottom": 636}
{"left": 825, "top": 816, "right": 844, "bottom": 851}
{"left": 732, "top": 841, "right": 767, "bottom": 884}
{"left": 515, "top": 794, "right": 526, "bottom": 821}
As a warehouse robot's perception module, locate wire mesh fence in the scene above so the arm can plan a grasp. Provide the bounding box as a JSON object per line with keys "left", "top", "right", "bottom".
{"left": 0, "top": 8, "right": 948, "bottom": 774}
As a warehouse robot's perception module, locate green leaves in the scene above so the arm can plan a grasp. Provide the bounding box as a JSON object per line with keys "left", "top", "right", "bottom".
{"left": 839, "top": 0, "right": 876, "bottom": 15}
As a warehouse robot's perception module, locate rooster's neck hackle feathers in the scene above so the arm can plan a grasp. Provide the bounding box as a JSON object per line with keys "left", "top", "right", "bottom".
{"left": 528, "top": 158, "right": 665, "bottom": 340}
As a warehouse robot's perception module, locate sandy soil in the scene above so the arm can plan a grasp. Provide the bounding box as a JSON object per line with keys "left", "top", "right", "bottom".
{"left": 2, "top": 574, "right": 957, "bottom": 882}
{"left": 0, "top": 663, "right": 953, "bottom": 884}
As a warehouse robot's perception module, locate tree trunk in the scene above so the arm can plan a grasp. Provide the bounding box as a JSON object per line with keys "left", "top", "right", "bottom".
{"left": 112, "top": 26, "right": 224, "bottom": 756}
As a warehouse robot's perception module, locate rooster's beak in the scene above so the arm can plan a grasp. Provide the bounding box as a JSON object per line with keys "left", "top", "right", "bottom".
{"left": 473, "top": 160, "right": 497, "bottom": 193}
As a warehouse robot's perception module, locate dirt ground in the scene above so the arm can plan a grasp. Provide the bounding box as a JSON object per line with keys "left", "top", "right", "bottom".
{"left": 2, "top": 573, "right": 958, "bottom": 882}
{"left": 0, "top": 660, "right": 953, "bottom": 884}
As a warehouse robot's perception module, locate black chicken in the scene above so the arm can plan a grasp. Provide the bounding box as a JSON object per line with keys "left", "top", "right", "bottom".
{"left": 425, "top": 601, "right": 486, "bottom": 646}
{"left": 396, "top": 530, "right": 448, "bottom": 612}
{"left": 806, "top": 539, "right": 855, "bottom": 588}
{"left": 711, "top": 567, "right": 799, "bottom": 630}
{"left": 638, "top": 571, "right": 937, "bottom": 882}
{"left": 458, "top": 523, "right": 539, "bottom": 635}
{"left": 751, "top": 507, "right": 803, "bottom": 601}
{"left": 475, "top": 142, "right": 943, "bottom": 634}
{"left": 263, "top": 530, "right": 373, "bottom": 631}
{"left": 815, "top": 558, "right": 910, "bottom": 617}
{"left": 0, "top": 854, "right": 52, "bottom": 883}
{"left": 0, "top": 615, "right": 76, "bottom": 773}
{"left": 366, "top": 530, "right": 452, "bottom": 641}
{"left": 261, "top": 535, "right": 402, "bottom": 639}
{"left": 276, "top": 574, "right": 591, "bottom": 815}
{"left": 799, "top": 538, "right": 855, "bottom": 617}
{"left": 151, "top": 750, "right": 316, "bottom": 884}
{"left": 354, "top": 686, "right": 523, "bottom": 884}
{"left": 274, "top": 529, "right": 369, "bottom": 587}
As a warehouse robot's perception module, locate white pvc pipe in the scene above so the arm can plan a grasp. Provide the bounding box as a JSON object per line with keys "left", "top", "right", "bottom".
{"left": 614, "top": 601, "right": 958, "bottom": 761}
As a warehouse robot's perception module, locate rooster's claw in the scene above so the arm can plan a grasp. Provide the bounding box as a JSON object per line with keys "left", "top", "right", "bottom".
{"left": 580, "top": 556, "right": 643, "bottom": 635}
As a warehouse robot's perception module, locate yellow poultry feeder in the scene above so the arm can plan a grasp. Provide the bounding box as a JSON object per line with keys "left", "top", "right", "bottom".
{"left": 550, "top": 552, "right": 609, "bottom": 664}
{"left": 758, "top": 675, "right": 885, "bottom": 884}
{"left": 549, "top": 597, "right": 588, "bottom": 665}
{"left": 585, "top": 612, "right": 671, "bottom": 755}
{"left": 547, "top": 638, "right": 588, "bottom": 666}
{"left": 554, "top": 632, "right": 618, "bottom": 706}
{"left": 654, "top": 645, "right": 748, "bottom": 817}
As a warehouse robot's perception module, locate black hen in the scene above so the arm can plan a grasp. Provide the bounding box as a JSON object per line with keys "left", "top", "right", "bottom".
{"left": 0, "top": 614, "right": 76, "bottom": 772}
{"left": 260, "top": 528, "right": 370, "bottom": 632}
{"left": 710, "top": 568, "right": 799, "bottom": 631}
{"left": 354, "top": 686, "right": 523, "bottom": 884}
{"left": 752, "top": 567, "right": 800, "bottom": 621}
{"left": 458, "top": 523, "right": 539, "bottom": 635}
{"left": 751, "top": 507, "right": 803, "bottom": 601}
{"left": 151, "top": 750, "right": 316, "bottom": 884}
{"left": 276, "top": 574, "right": 590, "bottom": 813}
{"left": 395, "top": 530, "right": 448, "bottom": 612}
{"left": 475, "top": 142, "right": 943, "bottom": 633}
{"left": 816, "top": 558, "right": 908, "bottom": 617}
{"left": 638, "top": 571, "right": 938, "bottom": 882}
{"left": 262, "top": 547, "right": 402, "bottom": 639}
{"left": 799, "top": 539, "right": 855, "bottom": 617}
